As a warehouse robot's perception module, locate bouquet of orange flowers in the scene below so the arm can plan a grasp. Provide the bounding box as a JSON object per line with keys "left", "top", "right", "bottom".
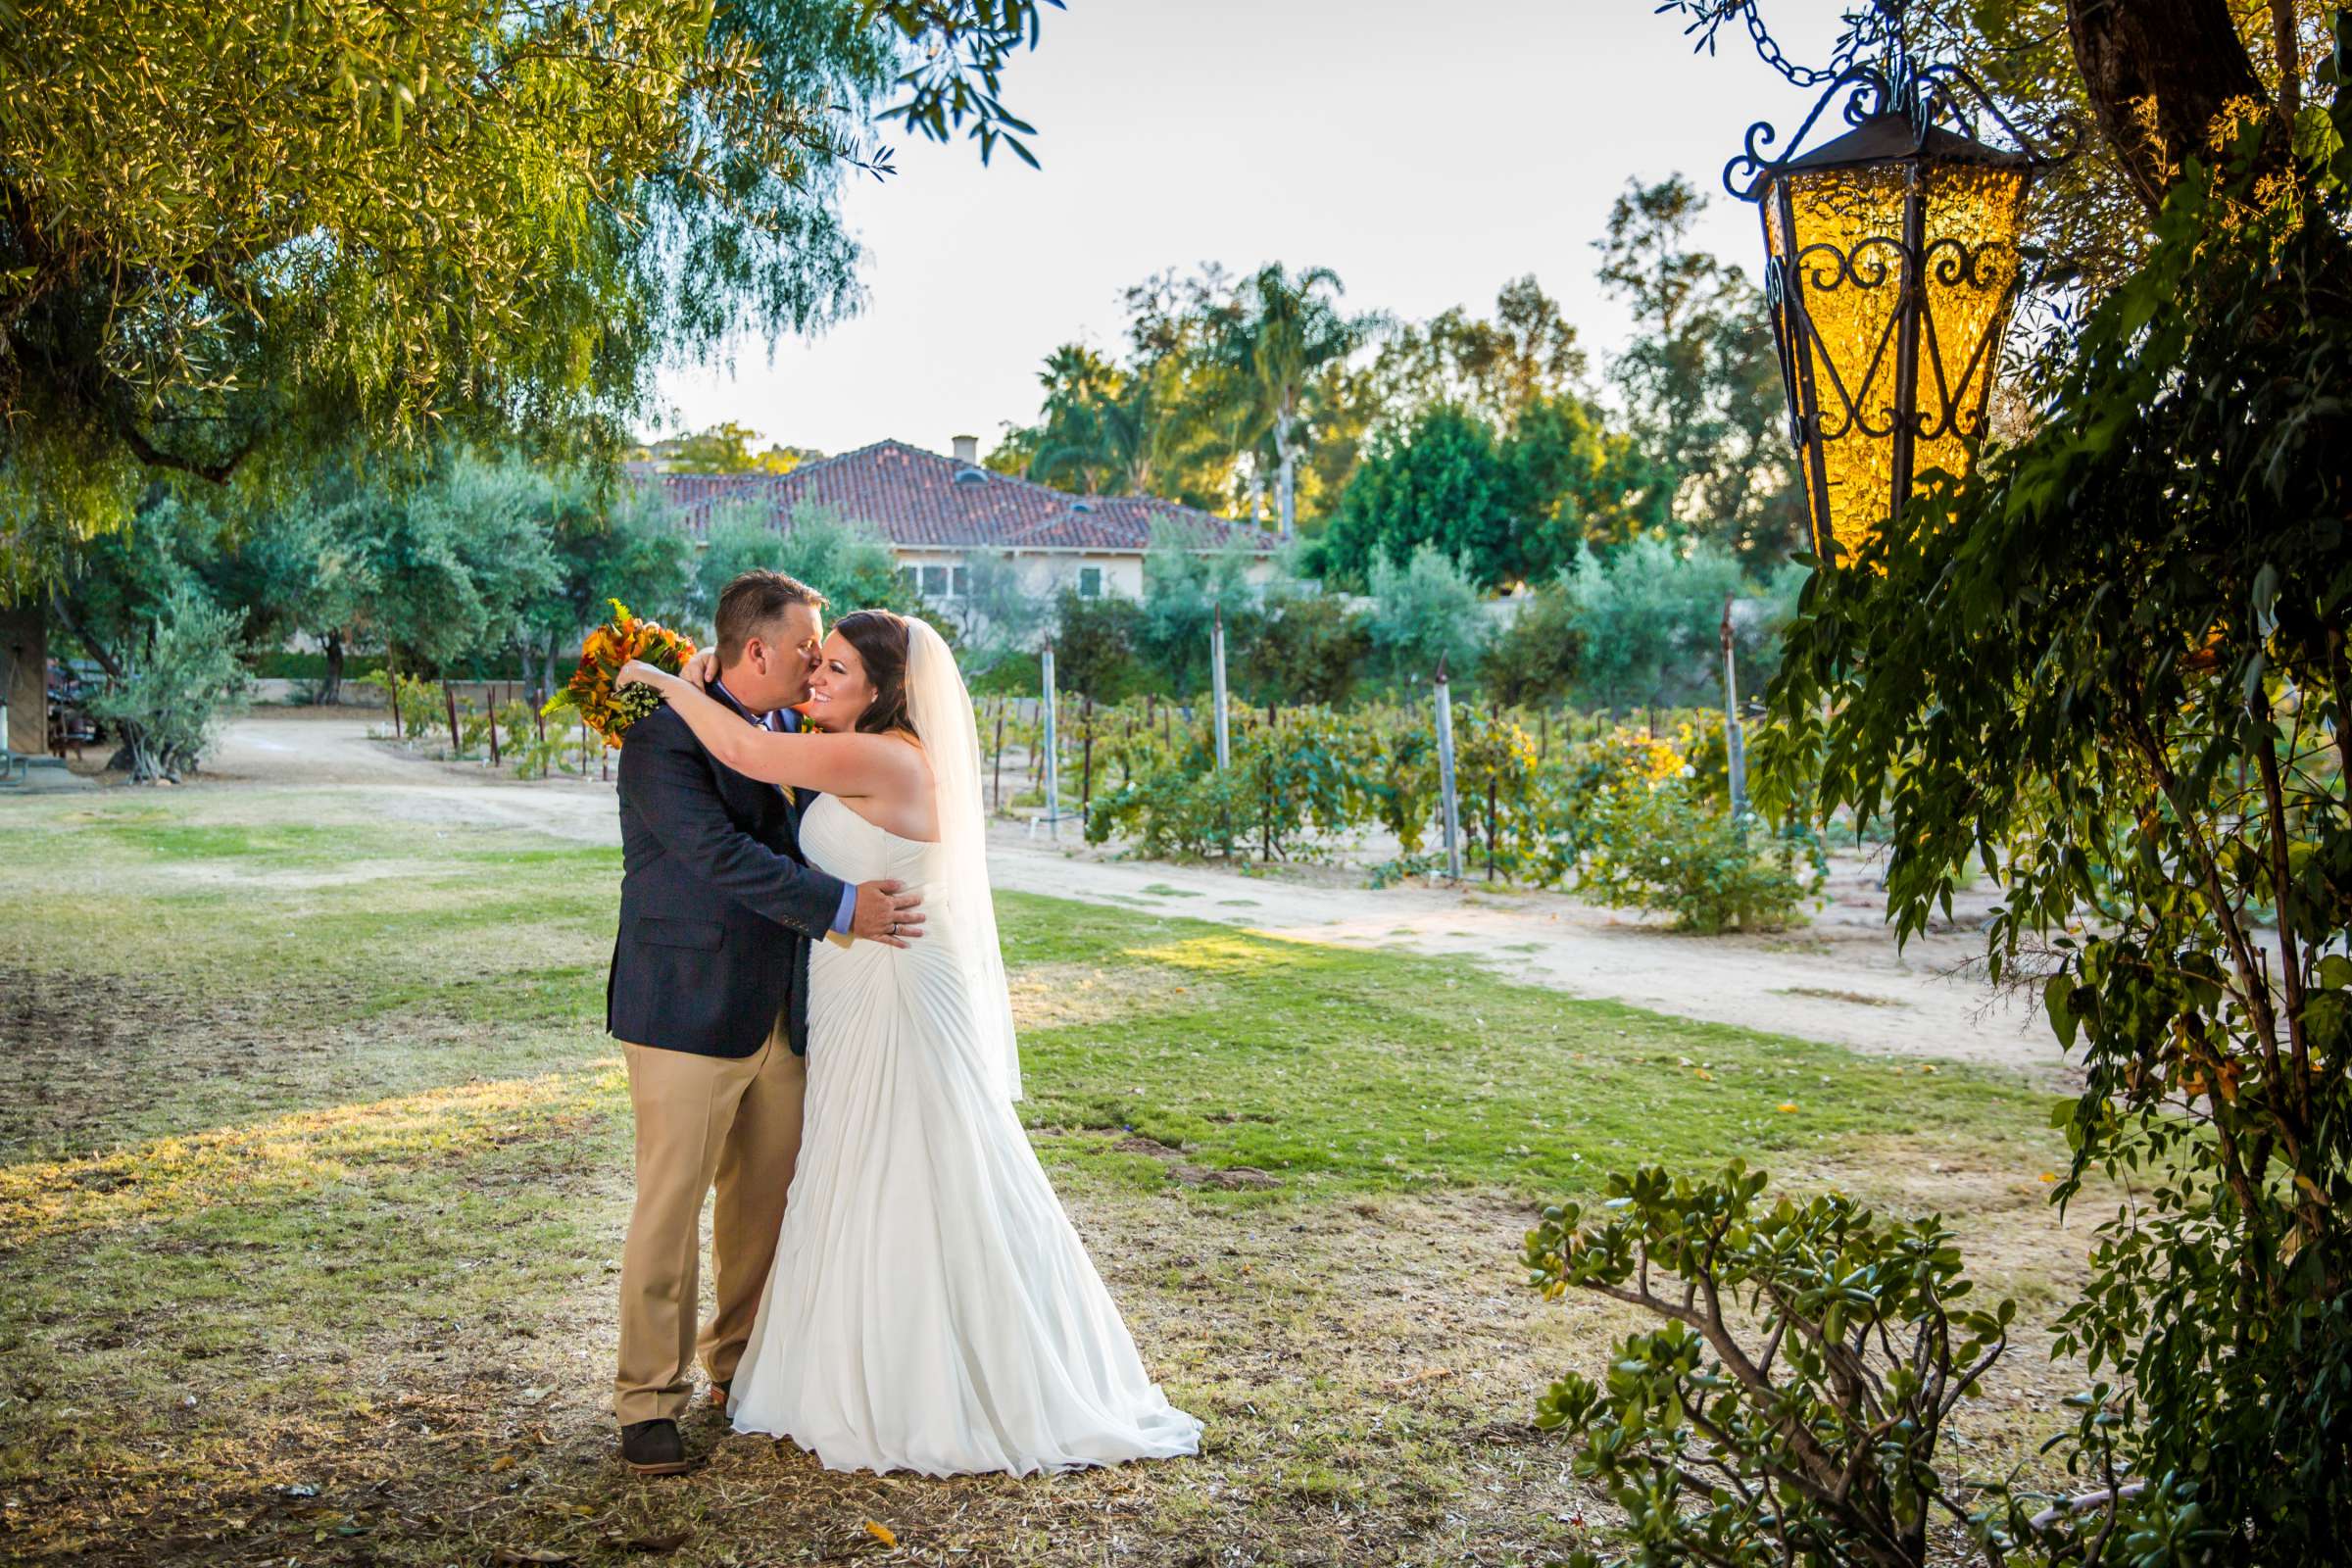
{"left": 543, "top": 599, "right": 698, "bottom": 747}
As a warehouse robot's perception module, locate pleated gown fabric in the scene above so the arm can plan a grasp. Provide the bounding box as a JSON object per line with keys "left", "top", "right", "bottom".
{"left": 727, "top": 794, "right": 1202, "bottom": 1476}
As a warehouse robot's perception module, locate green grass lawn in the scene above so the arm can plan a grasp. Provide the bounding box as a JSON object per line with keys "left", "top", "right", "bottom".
{"left": 0, "top": 785, "right": 2086, "bottom": 1567}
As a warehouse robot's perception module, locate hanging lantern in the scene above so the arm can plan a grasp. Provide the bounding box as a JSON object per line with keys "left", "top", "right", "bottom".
{"left": 1729, "top": 62, "right": 2061, "bottom": 564}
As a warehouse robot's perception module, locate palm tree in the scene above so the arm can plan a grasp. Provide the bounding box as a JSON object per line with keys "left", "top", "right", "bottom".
{"left": 1024, "top": 345, "right": 1126, "bottom": 495}
{"left": 1027, "top": 345, "right": 1196, "bottom": 500}
{"left": 1210, "top": 264, "right": 1376, "bottom": 541}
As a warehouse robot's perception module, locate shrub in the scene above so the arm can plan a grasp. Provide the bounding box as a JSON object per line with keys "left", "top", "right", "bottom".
{"left": 1051, "top": 589, "right": 1151, "bottom": 700}
{"left": 1364, "top": 715, "right": 1445, "bottom": 857}
{"left": 1135, "top": 535, "right": 1261, "bottom": 696}
{"left": 1228, "top": 706, "right": 1377, "bottom": 860}
{"left": 693, "top": 504, "right": 914, "bottom": 630}
{"left": 1087, "top": 767, "right": 1248, "bottom": 859}
{"left": 510, "top": 729, "right": 577, "bottom": 780}
{"left": 1481, "top": 581, "right": 1586, "bottom": 707}
{"left": 493, "top": 698, "right": 537, "bottom": 759}
{"left": 1524, "top": 1162, "right": 2024, "bottom": 1568}
{"left": 85, "top": 592, "right": 252, "bottom": 781}
{"left": 1579, "top": 775, "right": 1822, "bottom": 933}
{"left": 358, "top": 670, "right": 449, "bottom": 743}
{"left": 1237, "top": 589, "right": 1369, "bottom": 707}
{"left": 1086, "top": 705, "right": 1373, "bottom": 861}
{"left": 1450, "top": 704, "right": 1554, "bottom": 881}
{"left": 1365, "top": 543, "right": 1487, "bottom": 682}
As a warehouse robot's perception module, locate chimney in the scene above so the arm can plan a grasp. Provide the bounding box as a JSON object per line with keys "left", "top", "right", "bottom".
{"left": 951, "top": 433, "right": 979, "bottom": 466}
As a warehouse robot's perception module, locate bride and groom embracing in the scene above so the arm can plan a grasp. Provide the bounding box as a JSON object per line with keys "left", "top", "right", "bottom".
{"left": 603, "top": 568, "right": 1200, "bottom": 1479}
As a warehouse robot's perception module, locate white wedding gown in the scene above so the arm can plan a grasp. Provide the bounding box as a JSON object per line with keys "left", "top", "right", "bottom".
{"left": 727, "top": 792, "right": 1202, "bottom": 1476}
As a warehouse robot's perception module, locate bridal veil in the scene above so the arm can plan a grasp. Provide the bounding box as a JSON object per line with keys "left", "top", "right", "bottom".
{"left": 902, "top": 617, "right": 1021, "bottom": 1102}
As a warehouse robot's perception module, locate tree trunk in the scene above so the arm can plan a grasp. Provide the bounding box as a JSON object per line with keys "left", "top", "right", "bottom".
{"left": 45, "top": 591, "right": 123, "bottom": 682}
{"left": 2064, "top": 0, "right": 2283, "bottom": 215}
{"left": 320, "top": 629, "right": 345, "bottom": 707}
{"left": 1274, "top": 404, "right": 1298, "bottom": 542}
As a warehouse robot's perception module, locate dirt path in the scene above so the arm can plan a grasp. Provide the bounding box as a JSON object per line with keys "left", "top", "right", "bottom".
{"left": 184, "top": 710, "right": 2063, "bottom": 1083}
{"left": 984, "top": 835, "right": 2054, "bottom": 1081}
{"left": 198, "top": 706, "right": 623, "bottom": 840}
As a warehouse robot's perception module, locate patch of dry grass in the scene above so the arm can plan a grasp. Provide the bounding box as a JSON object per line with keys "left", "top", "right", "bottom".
{"left": 0, "top": 1064, "right": 621, "bottom": 1247}
{"left": 1008, "top": 962, "right": 1214, "bottom": 1031}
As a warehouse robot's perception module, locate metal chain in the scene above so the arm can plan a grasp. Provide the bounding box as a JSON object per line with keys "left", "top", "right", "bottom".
{"left": 1739, "top": 1, "right": 1836, "bottom": 88}
{"left": 1733, "top": 0, "right": 1902, "bottom": 88}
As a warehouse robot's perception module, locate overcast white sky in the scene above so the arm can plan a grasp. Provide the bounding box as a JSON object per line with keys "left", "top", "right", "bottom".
{"left": 650, "top": 0, "right": 1850, "bottom": 460}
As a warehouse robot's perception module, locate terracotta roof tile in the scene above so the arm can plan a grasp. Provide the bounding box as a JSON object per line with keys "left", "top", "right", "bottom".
{"left": 649, "top": 440, "right": 1274, "bottom": 555}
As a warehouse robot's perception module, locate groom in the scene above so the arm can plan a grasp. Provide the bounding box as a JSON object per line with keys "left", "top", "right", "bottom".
{"left": 606, "top": 568, "right": 924, "bottom": 1476}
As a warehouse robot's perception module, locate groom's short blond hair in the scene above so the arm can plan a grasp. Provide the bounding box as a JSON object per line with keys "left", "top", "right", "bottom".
{"left": 715, "top": 569, "right": 826, "bottom": 663}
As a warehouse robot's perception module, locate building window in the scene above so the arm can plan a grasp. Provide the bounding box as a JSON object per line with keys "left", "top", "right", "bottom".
{"left": 951, "top": 565, "right": 970, "bottom": 598}
{"left": 920, "top": 564, "right": 949, "bottom": 598}
{"left": 901, "top": 565, "right": 920, "bottom": 594}
{"left": 1078, "top": 565, "right": 1102, "bottom": 598}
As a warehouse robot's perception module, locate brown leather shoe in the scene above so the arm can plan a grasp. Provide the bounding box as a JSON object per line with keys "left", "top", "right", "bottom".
{"left": 707, "top": 1380, "right": 730, "bottom": 1409}
{"left": 619, "top": 1418, "right": 690, "bottom": 1475}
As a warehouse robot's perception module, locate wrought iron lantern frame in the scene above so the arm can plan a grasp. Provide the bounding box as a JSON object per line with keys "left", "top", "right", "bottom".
{"left": 1726, "top": 55, "right": 2068, "bottom": 561}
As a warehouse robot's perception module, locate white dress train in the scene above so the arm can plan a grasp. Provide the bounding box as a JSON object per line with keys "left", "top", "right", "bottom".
{"left": 728, "top": 794, "right": 1202, "bottom": 1476}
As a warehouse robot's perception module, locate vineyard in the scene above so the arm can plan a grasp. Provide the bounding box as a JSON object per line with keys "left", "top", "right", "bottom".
{"left": 361, "top": 671, "right": 1828, "bottom": 933}
{"left": 983, "top": 691, "right": 1828, "bottom": 934}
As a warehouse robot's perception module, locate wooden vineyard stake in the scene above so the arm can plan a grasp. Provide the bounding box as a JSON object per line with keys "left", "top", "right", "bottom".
{"left": 1434, "top": 656, "right": 1462, "bottom": 883}
{"left": 991, "top": 701, "right": 1006, "bottom": 813}
{"left": 1079, "top": 694, "right": 1095, "bottom": 824}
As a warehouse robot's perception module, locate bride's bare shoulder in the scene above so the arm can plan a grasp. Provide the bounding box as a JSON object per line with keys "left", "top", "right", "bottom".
{"left": 830, "top": 727, "right": 929, "bottom": 778}
{"left": 887, "top": 729, "right": 932, "bottom": 778}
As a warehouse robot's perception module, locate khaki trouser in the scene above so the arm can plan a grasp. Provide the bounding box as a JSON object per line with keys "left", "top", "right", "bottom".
{"left": 612, "top": 1019, "right": 805, "bottom": 1427}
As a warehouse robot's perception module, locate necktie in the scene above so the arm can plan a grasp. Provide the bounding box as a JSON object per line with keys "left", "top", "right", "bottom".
{"left": 760, "top": 709, "right": 795, "bottom": 805}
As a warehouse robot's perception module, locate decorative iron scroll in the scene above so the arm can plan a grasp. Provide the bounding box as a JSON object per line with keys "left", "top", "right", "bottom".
{"left": 1722, "top": 59, "right": 2069, "bottom": 204}
{"left": 1779, "top": 233, "right": 2015, "bottom": 448}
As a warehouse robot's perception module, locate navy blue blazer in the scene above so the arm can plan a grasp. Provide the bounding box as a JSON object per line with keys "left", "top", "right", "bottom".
{"left": 605, "top": 693, "right": 848, "bottom": 1057}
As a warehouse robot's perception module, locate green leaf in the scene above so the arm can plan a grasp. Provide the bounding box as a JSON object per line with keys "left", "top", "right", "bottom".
{"left": 2044, "top": 973, "right": 2078, "bottom": 1049}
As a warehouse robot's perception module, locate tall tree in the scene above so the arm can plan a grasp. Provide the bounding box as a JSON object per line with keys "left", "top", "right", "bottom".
{"left": 1015, "top": 344, "right": 1190, "bottom": 498}
{"left": 1208, "top": 264, "right": 1379, "bottom": 543}
{"left": 1117, "top": 265, "right": 1265, "bottom": 513}
{"left": 1502, "top": 394, "right": 1669, "bottom": 559}
{"left": 1373, "top": 274, "right": 1590, "bottom": 426}
{"left": 0, "top": 0, "right": 1056, "bottom": 595}
{"left": 1594, "top": 173, "right": 1803, "bottom": 564}
{"left": 1322, "top": 406, "right": 1514, "bottom": 589}
{"left": 1663, "top": 0, "right": 2339, "bottom": 305}
{"left": 1323, "top": 396, "right": 1662, "bottom": 590}
{"left": 523, "top": 473, "right": 695, "bottom": 695}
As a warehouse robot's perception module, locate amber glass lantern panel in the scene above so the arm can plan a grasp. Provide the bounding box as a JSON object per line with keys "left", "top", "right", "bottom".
{"left": 1779, "top": 162, "right": 1910, "bottom": 562}
{"left": 1910, "top": 161, "right": 2030, "bottom": 487}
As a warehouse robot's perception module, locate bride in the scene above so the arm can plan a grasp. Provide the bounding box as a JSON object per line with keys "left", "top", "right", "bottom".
{"left": 616, "top": 612, "right": 1200, "bottom": 1477}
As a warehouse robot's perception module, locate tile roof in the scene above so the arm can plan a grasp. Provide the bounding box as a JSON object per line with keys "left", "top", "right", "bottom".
{"left": 649, "top": 440, "right": 1275, "bottom": 555}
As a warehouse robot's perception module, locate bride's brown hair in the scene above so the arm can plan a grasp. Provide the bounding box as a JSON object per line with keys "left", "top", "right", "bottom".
{"left": 830, "top": 610, "right": 916, "bottom": 737}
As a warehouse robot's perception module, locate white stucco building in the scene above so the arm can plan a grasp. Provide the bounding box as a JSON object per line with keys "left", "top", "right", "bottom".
{"left": 653, "top": 436, "right": 1278, "bottom": 611}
